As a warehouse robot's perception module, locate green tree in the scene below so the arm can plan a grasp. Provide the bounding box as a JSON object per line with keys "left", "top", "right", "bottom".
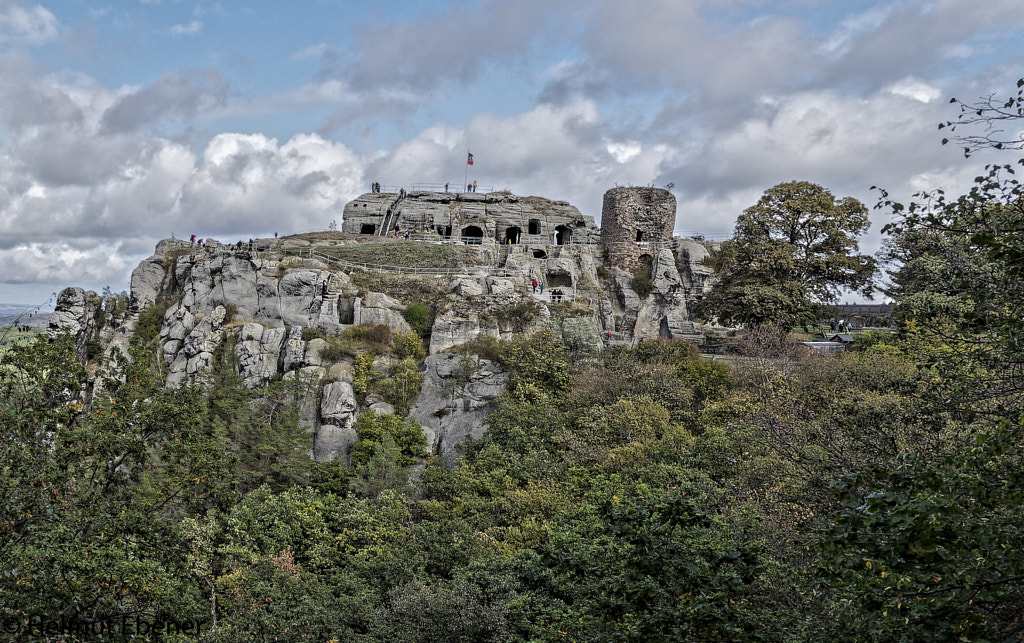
{"left": 0, "top": 337, "right": 222, "bottom": 629}
{"left": 694, "top": 181, "right": 876, "bottom": 329}
{"left": 812, "top": 79, "right": 1024, "bottom": 641}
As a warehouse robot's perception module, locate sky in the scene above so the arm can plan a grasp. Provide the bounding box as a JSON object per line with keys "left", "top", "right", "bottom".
{"left": 0, "top": 0, "right": 1022, "bottom": 306}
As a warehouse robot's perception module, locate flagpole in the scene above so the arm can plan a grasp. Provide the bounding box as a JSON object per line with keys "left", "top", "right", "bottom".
{"left": 464, "top": 150, "right": 469, "bottom": 193}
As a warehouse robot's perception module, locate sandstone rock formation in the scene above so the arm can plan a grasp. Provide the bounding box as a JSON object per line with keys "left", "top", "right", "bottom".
{"left": 408, "top": 353, "right": 510, "bottom": 462}
{"left": 49, "top": 186, "right": 718, "bottom": 467}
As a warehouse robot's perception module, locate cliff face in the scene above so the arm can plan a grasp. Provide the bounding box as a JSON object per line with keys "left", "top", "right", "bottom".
{"left": 49, "top": 190, "right": 716, "bottom": 463}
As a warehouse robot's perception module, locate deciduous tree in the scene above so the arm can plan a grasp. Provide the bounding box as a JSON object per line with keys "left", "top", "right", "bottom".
{"left": 695, "top": 181, "right": 876, "bottom": 329}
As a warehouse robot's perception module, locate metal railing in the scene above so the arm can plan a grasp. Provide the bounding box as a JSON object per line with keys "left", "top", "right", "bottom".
{"left": 367, "top": 184, "right": 496, "bottom": 195}
{"left": 409, "top": 183, "right": 495, "bottom": 194}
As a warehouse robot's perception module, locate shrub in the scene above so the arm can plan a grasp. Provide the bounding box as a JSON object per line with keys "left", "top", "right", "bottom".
{"left": 394, "top": 332, "right": 425, "bottom": 360}
{"left": 379, "top": 357, "right": 425, "bottom": 415}
{"left": 86, "top": 338, "right": 103, "bottom": 362}
{"left": 301, "top": 327, "right": 322, "bottom": 342}
{"left": 486, "top": 300, "right": 540, "bottom": 333}
{"left": 223, "top": 304, "right": 239, "bottom": 325}
{"left": 353, "top": 352, "right": 375, "bottom": 399}
{"left": 319, "top": 336, "right": 357, "bottom": 362}
{"left": 450, "top": 335, "right": 503, "bottom": 362}
{"left": 403, "top": 302, "right": 433, "bottom": 337}
{"left": 135, "top": 301, "right": 170, "bottom": 344}
{"left": 351, "top": 411, "right": 427, "bottom": 467}
{"left": 631, "top": 272, "right": 654, "bottom": 299}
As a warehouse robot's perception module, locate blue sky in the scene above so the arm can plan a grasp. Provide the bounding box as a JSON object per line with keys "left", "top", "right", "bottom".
{"left": 1, "top": 0, "right": 1023, "bottom": 305}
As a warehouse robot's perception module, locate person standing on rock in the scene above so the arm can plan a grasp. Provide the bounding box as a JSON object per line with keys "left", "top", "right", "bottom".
{"left": 445, "top": 183, "right": 449, "bottom": 192}
{"left": 473, "top": 180, "right": 477, "bottom": 193}
{"left": 531, "top": 278, "right": 537, "bottom": 293}
{"left": 540, "top": 283, "right": 544, "bottom": 296}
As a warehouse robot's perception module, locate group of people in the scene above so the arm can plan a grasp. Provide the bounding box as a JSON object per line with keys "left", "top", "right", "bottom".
{"left": 189, "top": 234, "right": 204, "bottom": 246}
{"left": 830, "top": 319, "right": 852, "bottom": 333}
{"left": 467, "top": 181, "right": 478, "bottom": 192}
{"left": 530, "top": 278, "right": 566, "bottom": 302}
{"left": 371, "top": 182, "right": 382, "bottom": 193}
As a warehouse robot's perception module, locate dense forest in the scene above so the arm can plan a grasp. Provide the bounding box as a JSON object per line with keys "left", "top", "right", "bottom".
{"left": 3, "top": 85, "right": 1024, "bottom": 642}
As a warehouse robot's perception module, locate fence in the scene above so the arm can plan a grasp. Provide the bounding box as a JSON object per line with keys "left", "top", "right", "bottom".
{"left": 367, "top": 184, "right": 496, "bottom": 195}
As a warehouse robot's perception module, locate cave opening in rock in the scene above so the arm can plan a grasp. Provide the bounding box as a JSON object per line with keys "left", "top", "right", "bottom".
{"left": 360, "top": 224, "right": 376, "bottom": 235}
{"left": 547, "top": 273, "right": 573, "bottom": 288}
{"left": 461, "top": 225, "right": 484, "bottom": 244}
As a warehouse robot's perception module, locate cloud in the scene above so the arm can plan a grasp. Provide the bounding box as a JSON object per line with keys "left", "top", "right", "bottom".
{"left": 169, "top": 20, "right": 202, "bottom": 36}
{"left": 364, "top": 100, "right": 674, "bottom": 217}
{"left": 99, "top": 70, "right": 231, "bottom": 134}
{"left": 180, "top": 132, "right": 364, "bottom": 234}
{"left": 0, "top": 60, "right": 364, "bottom": 295}
{"left": 0, "top": 2, "right": 58, "bottom": 45}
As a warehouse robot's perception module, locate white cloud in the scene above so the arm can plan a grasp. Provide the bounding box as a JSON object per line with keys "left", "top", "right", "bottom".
{"left": 169, "top": 20, "right": 202, "bottom": 36}
{"left": 0, "top": 2, "right": 58, "bottom": 45}
{"left": 181, "top": 132, "right": 363, "bottom": 234}
{"left": 886, "top": 77, "right": 941, "bottom": 103}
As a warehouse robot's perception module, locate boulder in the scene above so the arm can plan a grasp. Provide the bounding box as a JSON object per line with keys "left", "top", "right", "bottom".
{"left": 314, "top": 424, "right": 358, "bottom": 463}
{"left": 356, "top": 292, "right": 413, "bottom": 334}
{"left": 320, "top": 381, "right": 357, "bottom": 427}
{"left": 130, "top": 256, "right": 168, "bottom": 311}
{"left": 408, "top": 353, "right": 509, "bottom": 462}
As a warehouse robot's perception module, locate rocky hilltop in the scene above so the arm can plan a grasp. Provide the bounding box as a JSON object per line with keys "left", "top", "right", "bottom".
{"left": 49, "top": 187, "right": 715, "bottom": 464}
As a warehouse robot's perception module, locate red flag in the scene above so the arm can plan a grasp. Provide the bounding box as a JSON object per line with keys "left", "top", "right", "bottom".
{"left": 467, "top": 152, "right": 474, "bottom": 165}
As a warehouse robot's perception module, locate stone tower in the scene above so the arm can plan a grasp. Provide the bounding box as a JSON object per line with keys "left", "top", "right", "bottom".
{"left": 600, "top": 187, "right": 676, "bottom": 272}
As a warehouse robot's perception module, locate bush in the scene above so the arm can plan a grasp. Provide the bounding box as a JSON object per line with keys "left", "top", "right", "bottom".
{"left": 343, "top": 324, "right": 393, "bottom": 353}
{"left": 403, "top": 302, "right": 433, "bottom": 338}
{"left": 631, "top": 272, "right": 654, "bottom": 299}
{"left": 450, "top": 335, "right": 503, "bottom": 362}
{"left": 319, "top": 336, "right": 357, "bottom": 362}
{"left": 135, "top": 301, "right": 170, "bottom": 344}
{"left": 301, "top": 327, "right": 322, "bottom": 342}
{"left": 379, "top": 357, "right": 425, "bottom": 415}
{"left": 351, "top": 411, "right": 427, "bottom": 467}
{"left": 486, "top": 300, "right": 540, "bottom": 333}
{"left": 394, "top": 332, "right": 425, "bottom": 360}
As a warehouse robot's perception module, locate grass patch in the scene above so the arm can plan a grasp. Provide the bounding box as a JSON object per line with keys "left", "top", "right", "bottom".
{"left": 349, "top": 273, "right": 447, "bottom": 310}
{"left": 315, "top": 242, "right": 485, "bottom": 269}
{"left": 447, "top": 335, "right": 503, "bottom": 362}
{"left": 0, "top": 326, "right": 46, "bottom": 357}
{"left": 481, "top": 299, "right": 540, "bottom": 333}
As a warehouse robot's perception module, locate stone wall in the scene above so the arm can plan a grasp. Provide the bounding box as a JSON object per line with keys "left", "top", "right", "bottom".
{"left": 600, "top": 187, "right": 676, "bottom": 272}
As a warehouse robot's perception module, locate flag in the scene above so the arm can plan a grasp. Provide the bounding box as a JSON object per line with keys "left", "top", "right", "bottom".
{"left": 467, "top": 152, "right": 474, "bottom": 165}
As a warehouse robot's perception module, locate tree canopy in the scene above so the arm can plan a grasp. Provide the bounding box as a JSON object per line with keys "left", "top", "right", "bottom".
{"left": 694, "top": 180, "right": 876, "bottom": 329}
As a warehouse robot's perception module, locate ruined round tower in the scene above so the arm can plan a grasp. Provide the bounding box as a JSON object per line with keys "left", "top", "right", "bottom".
{"left": 600, "top": 187, "right": 676, "bottom": 272}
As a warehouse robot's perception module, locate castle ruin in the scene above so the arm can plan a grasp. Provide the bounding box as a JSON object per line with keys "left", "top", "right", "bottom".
{"left": 600, "top": 187, "right": 676, "bottom": 272}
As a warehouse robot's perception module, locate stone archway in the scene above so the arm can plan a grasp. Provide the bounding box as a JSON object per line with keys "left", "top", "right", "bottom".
{"left": 555, "top": 225, "right": 572, "bottom": 245}
{"left": 504, "top": 226, "right": 522, "bottom": 244}
{"left": 360, "top": 224, "right": 376, "bottom": 234}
